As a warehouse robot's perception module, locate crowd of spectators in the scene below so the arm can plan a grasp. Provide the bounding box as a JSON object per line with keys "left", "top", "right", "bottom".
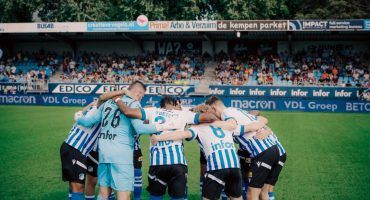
{"left": 0, "top": 50, "right": 205, "bottom": 85}
{"left": 214, "top": 45, "right": 370, "bottom": 88}
{"left": 1, "top": 45, "right": 369, "bottom": 89}
{"left": 57, "top": 51, "right": 205, "bottom": 85}
{"left": 0, "top": 51, "right": 57, "bottom": 85}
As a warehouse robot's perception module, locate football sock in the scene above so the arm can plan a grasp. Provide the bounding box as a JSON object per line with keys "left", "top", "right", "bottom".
{"left": 150, "top": 195, "right": 163, "bottom": 200}
{"left": 70, "top": 192, "right": 83, "bottom": 200}
{"left": 268, "top": 192, "right": 275, "bottom": 200}
{"left": 68, "top": 189, "right": 72, "bottom": 200}
{"left": 221, "top": 191, "right": 228, "bottom": 200}
{"left": 85, "top": 195, "right": 95, "bottom": 200}
{"left": 242, "top": 180, "right": 249, "bottom": 200}
{"left": 199, "top": 175, "right": 204, "bottom": 193}
{"left": 134, "top": 168, "right": 142, "bottom": 200}
{"left": 108, "top": 192, "right": 115, "bottom": 200}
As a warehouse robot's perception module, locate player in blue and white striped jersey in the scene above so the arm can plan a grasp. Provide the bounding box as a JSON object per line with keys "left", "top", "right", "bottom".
{"left": 60, "top": 101, "right": 102, "bottom": 200}
{"left": 151, "top": 124, "right": 243, "bottom": 200}
{"left": 205, "top": 96, "right": 282, "bottom": 200}
{"left": 234, "top": 110, "right": 287, "bottom": 200}
{"left": 112, "top": 96, "right": 217, "bottom": 200}
{"left": 150, "top": 104, "right": 248, "bottom": 200}
{"left": 64, "top": 108, "right": 101, "bottom": 156}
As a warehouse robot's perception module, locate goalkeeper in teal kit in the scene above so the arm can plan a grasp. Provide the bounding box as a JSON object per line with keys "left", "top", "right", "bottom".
{"left": 76, "top": 81, "right": 177, "bottom": 200}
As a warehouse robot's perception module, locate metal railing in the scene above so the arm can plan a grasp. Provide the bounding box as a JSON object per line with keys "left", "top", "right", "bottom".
{"left": 0, "top": 80, "right": 48, "bottom": 94}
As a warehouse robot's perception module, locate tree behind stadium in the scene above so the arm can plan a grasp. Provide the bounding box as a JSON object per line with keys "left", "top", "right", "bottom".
{"left": 0, "top": 0, "right": 369, "bottom": 22}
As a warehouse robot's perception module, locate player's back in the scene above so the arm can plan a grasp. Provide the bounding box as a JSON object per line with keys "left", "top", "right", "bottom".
{"left": 222, "top": 107, "right": 276, "bottom": 158}
{"left": 145, "top": 108, "right": 197, "bottom": 146}
{"left": 189, "top": 125, "right": 240, "bottom": 171}
{"left": 221, "top": 107, "right": 256, "bottom": 124}
{"left": 144, "top": 107, "right": 198, "bottom": 166}
{"left": 65, "top": 106, "right": 101, "bottom": 156}
{"left": 98, "top": 96, "right": 138, "bottom": 164}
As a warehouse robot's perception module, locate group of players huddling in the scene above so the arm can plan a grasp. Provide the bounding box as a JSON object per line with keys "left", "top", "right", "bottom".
{"left": 60, "top": 81, "right": 286, "bottom": 200}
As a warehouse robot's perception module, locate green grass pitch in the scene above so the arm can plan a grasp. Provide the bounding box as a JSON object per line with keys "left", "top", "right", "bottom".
{"left": 0, "top": 105, "right": 369, "bottom": 200}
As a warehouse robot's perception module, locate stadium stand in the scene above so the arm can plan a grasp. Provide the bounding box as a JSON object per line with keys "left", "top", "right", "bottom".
{"left": 57, "top": 51, "right": 205, "bottom": 85}
{"left": 214, "top": 45, "right": 370, "bottom": 87}
{"left": 0, "top": 51, "right": 58, "bottom": 91}
{"left": 1, "top": 47, "right": 369, "bottom": 88}
{"left": 0, "top": 51, "right": 205, "bottom": 85}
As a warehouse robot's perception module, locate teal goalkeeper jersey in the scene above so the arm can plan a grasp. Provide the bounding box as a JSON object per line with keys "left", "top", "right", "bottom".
{"left": 77, "top": 95, "right": 157, "bottom": 164}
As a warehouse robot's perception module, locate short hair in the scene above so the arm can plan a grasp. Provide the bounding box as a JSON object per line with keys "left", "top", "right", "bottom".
{"left": 128, "top": 81, "right": 146, "bottom": 91}
{"left": 190, "top": 104, "right": 212, "bottom": 113}
{"left": 160, "top": 96, "right": 177, "bottom": 108}
{"left": 205, "top": 96, "right": 223, "bottom": 106}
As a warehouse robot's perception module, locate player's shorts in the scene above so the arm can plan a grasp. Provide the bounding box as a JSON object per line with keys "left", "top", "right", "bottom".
{"left": 202, "top": 168, "right": 242, "bottom": 200}
{"left": 86, "top": 150, "right": 99, "bottom": 177}
{"left": 249, "top": 145, "right": 280, "bottom": 188}
{"left": 238, "top": 149, "right": 252, "bottom": 181}
{"left": 134, "top": 149, "right": 143, "bottom": 169}
{"left": 265, "top": 153, "right": 287, "bottom": 186}
{"left": 60, "top": 142, "right": 87, "bottom": 184}
{"left": 147, "top": 165, "right": 188, "bottom": 198}
{"left": 98, "top": 163, "right": 134, "bottom": 192}
{"left": 200, "top": 150, "right": 207, "bottom": 165}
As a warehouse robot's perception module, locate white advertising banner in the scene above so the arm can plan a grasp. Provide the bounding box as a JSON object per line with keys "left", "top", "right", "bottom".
{"left": 0, "top": 22, "right": 86, "bottom": 33}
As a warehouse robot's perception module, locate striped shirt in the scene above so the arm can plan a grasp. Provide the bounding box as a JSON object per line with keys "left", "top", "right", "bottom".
{"left": 269, "top": 133, "right": 286, "bottom": 156}
{"left": 65, "top": 106, "right": 101, "bottom": 156}
{"left": 222, "top": 107, "right": 276, "bottom": 158}
{"left": 188, "top": 125, "right": 240, "bottom": 171}
{"left": 143, "top": 107, "right": 200, "bottom": 166}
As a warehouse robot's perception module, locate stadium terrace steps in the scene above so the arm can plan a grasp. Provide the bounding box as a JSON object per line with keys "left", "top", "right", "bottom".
{"left": 193, "top": 61, "right": 217, "bottom": 95}
{"left": 50, "top": 71, "right": 63, "bottom": 82}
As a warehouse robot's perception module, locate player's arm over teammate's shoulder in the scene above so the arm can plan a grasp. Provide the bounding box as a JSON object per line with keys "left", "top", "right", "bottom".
{"left": 150, "top": 130, "right": 193, "bottom": 146}
{"left": 197, "top": 112, "right": 218, "bottom": 123}
{"left": 97, "top": 89, "right": 127, "bottom": 107}
{"left": 75, "top": 104, "right": 104, "bottom": 127}
{"left": 220, "top": 107, "right": 271, "bottom": 139}
{"left": 127, "top": 100, "right": 180, "bottom": 134}
{"left": 188, "top": 104, "right": 218, "bottom": 124}
{"left": 112, "top": 95, "right": 146, "bottom": 120}
{"left": 210, "top": 120, "right": 237, "bottom": 131}
{"left": 235, "top": 117, "right": 271, "bottom": 139}
{"left": 239, "top": 116, "right": 268, "bottom": 132}
{"left": 150, "top": 125, "right": 207, "bottom": 146}
{"left": 73, "top": 89, "right": 128, "bottom": 125}
{"left": 176, "top": 110, "right": 218, "bottom": 126}
{"left": 248, "top": 110, "right": 261, "bottom": 116}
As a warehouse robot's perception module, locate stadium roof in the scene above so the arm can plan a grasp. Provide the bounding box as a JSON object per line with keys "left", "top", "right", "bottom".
{"left": 1, "top": 20, "right": 369, "bottom": 42}
{"left": 1, "top": 31, "right": 369, "bottom": 43}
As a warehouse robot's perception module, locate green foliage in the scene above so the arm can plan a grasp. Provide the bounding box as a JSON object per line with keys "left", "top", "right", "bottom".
{"left": 198, "top": 0, "right": 292, "bottom": 20}
{"left": 107, "top": 0, "right": 202, "bottom": 21}
{"left": 38, "top": 0, "right": 110, "bottom": 22}
{"left": 0, "top": 0, "right": 41, "bottom": 22}
{"left": 0, "top": 0, "right": 369, "bottom": 22}
{"left": 294, "top": 0, "right": 370, "bottom": 19}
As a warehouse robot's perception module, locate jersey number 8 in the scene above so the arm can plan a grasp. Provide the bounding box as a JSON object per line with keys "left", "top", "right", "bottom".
{"left": 210, "top": 125, "right": 225, "bottom": 138}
